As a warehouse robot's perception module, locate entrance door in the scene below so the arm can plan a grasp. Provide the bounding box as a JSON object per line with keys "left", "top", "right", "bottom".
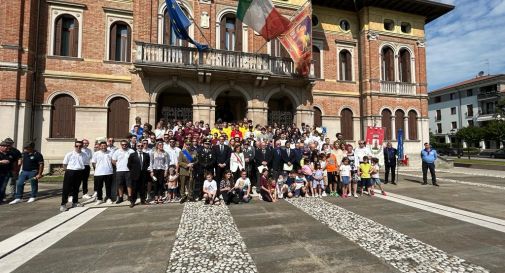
{"left": 215, "top": 91, "right": 247, "bottom": 123}
{"left": 268, "top": 94, "right": 294, "bottom": 126}
{"left": 157, "top": 89, "right": 193, "bottom": 122}
{"left": 107, "top": 97, "right": 129, "bottom": 138}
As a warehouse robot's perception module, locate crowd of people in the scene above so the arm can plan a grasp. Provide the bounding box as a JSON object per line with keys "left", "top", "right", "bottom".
{"left": 0, "top": 116, "right": 440, "bottom": 211}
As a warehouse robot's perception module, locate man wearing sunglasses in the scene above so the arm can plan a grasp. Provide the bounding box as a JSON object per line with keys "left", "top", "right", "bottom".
{"left": 112, "top": 140, "right": 134, "bottom": 204}
{"left": 60, "top": 140, "right": 88, "bottom": 212}
{"left": 81, "top": 139, "right": 93, "bottom": 199}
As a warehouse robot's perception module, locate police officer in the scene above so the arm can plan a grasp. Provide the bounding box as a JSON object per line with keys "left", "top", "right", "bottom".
{"left": 197, "top": 139, "right": 213, "bottom": 199}
{"left": 178, "top": 140, "right": 198, "bottom": 203}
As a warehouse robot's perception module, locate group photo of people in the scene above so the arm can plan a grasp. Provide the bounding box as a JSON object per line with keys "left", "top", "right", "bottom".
{"left": 1, "top": 116, "right": 439, "bottom": 212}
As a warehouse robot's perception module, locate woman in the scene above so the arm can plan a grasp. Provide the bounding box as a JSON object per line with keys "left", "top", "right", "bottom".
{"left": 219, "top": 170, "right": 235, "bottom": 205}
{"left": 259, "top": 168, "right": 275, "bottom": 202}
{"left": 154, "top": 121, "right": 166, "bottom": 139}
{"left": 230, "top": 145, "right": 245, "bottom": 181}
{"left": 149, "top": 141, "right": 169, "bottom": 204}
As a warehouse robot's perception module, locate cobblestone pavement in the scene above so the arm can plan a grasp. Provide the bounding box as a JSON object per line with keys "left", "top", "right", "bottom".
{"left": 287, "top": 197, "right": 489, "bottom": 273}
{"left": 166, "top": 202, "right": 257, "bottom": 273}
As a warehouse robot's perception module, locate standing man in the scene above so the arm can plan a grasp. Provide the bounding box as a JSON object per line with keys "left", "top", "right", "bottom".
{"left": 60, "top": 141, "right": 87, "bottom": 211}
{"left": 111, "top": 140, "right": 134, "bottom": 204}
{"left": 164, "top": 136, "right": 181, "bottom": 170}
{"left": 9, "top": 142, "right": 44, "bottom": 204}
{"left": 3, "top": 138, "right": 21, "bottom": 199}
{"left": 271, "top": 140, "right": 283, "bottom": 180}
{"left": 354, "top": 140, "right": 372, "bottom": 165}
{"left": 0, "top": 141, "right": 12, "bottom": 203}
{"left": 127, "top": 143, "right": 150, "bottom": 207}
{"left": 212, "top": 136, "right": 231, "bottom": 183}
{"left": 383, "top": 142, "right": 397, "bottom": 185}
{"left": 197, "top": 140, "right": 214, "bottom": 199}
{"left": 81, "top": 139, "right": 93, "bottom": 199}
{"left": 178, "top": 141, "right": 198, "bottom": 203}
{"left": 91, "top": 141, "right": 114, "bottom": 205}
{"left": 254, "top": 141, "right": 272, "bottom": 187}
{"left": 421, "top": 143, "right": 439, "bottom": 186}
{"left": 281, "top": 141, "right": 297, "bottom": 176}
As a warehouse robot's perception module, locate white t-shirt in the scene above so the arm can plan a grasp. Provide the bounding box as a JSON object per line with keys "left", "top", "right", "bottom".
{"left": 203, "top": 180, "right": 217, "bottom": 193}
{"left": 81, "top": 148, "right": 92, "bottom": 165}
{"left": 354, "top": 146, "right": 372, "bottom": 164}
{"left": 340, "top": 164, "right": 352, "bottom": 177}
{"left": 234, "top": 177, "right": 251, "bottom": 191}
{"left": 112, "top": 148, "right": 134, "bottom": 172}
{"left": 63, "top": 151, "right": 87, "bottom": 170}
{"left": 91, "top": 150, "right": 113, "bottom": 176}
{"left": 164, "top": 145, "right": 181, "bottom": 165}
{"left": 371, "top": 164, "right": 380, "bottom": 179}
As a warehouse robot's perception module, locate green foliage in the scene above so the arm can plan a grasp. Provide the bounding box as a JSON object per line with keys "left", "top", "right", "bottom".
{"left": 483, "top": 120, "right": 505, "bottom": 146}
{"left": 456, "top": 126, "right": 485, "bottom": 159}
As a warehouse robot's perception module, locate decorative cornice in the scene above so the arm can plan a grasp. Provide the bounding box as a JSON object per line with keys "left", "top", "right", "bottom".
{"left": 366, "top": 30, "right": 379, "bottom": 41}
{"left": 102, "top": 7, "right": 133, "bottom": 16}
{"left": 46, "top": 0, "right": 87, "bottom": 9}
{"left": 43, "top": 70, "right": 131, "bottom": 83}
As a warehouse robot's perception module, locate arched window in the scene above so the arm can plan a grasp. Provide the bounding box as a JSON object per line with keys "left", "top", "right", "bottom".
{"left": 340, "top": 108, "right": 354, "bottom": 140}
{"left": 107, "top": 97, "right": 130, "bottom": 138}
{"left": 399, "top": 48, "right": 412, "bottom": 83}
{"left": 381, "top": 46, "right": 395, "bottom": 82}
{"left": 51, "top": 94, "right": 76, "bottom": 138}
{"left": 314, "top": 107, "right": 322, "bottom": 127}
{"left": 54, "top": 14, "right": 79, "bottom": 57}
{"left": 408, "top": 110, "right": 418, "bottom": 140}
{"left": 220, "top": 13, "right": 242, "bottom": 51}
{"left": 109, "top": 22, "right": 131, "bottom": 62}
{"left": 164, "top": 8, "right": 190, "bottom": 46}
{"left": 395, "top": 110, "right": 405, "bottom": 140}
{"left": 381, "top": 109, "right": 393, "bottom": 140}
{"left": 339, "top": 49, "right": 352, "bottom": 81}
{"left": 312, "top": 45, "right": 321, "bottom": 78}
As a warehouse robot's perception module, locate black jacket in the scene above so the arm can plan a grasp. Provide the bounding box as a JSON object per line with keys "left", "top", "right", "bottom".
{"left": 212, "top": 144, "right": 231, "bottom": 166}
{"left": 128, "top": 152, "right": 150, "bottom": 181}
{"left": 383, "top": 147, "right": 398, "bottom": 166}
{"left": 254, "top": 147, "right": 273, "bottom": 169}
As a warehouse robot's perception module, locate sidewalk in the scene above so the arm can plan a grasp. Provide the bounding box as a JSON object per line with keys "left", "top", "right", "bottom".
{"left": 400, "top": 166, "right": 505, "bottom": 178}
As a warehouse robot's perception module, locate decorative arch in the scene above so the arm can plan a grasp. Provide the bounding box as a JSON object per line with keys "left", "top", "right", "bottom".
{"left": 312, "top": 104, "right": 325, "bottom": 116}
{"left": 151, "top": 79, "right": 197, "bottom": 104}
{"left": 313, "top": 106, "right": 323, "bottom": 127}
{"left": 211, "top": 84, "right": 252, "bottom": 106}
{"left": 265, "top": 87, "right": 301, "bottom": 109}
{"left": 157, "top": 0, "right": 194, "bottom": 45}
{"left": 104, "top": 93, "right": 131, "bottom": 107}
{"left": 380, "top": 44, "right": 395, "bottom": 82}
{"left": 47, "top": 91, "right": 80, "bottom": 106}
{"left": 216, "top": 8, "right": 248, "bottom": 51}
{"left": 337, "top": 105, "right": 355, "bottom": 115}
{"left": 406, "top": 108, "right": 420, "bottom": 116}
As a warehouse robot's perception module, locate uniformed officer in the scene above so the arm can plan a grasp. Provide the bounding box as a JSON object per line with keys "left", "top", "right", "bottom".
{"left": 178, "top": 140, "right": 198, "bottom": 203}
{"left": 196, "top": 139, "right": 213, "bottom": 199}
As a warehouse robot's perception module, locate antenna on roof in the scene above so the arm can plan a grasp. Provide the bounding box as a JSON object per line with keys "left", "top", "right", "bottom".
{"left": 478, "top": 71, "right": 485, "bottom": 77}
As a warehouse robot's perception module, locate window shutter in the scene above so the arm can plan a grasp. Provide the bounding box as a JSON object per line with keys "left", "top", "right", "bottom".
{"left": 408, "top": 111, "right": 418, "bottom": 140}
{"left": 164, "top": 11, "right": 170, "bottom": 45}
{"left": 236, "top": 18, "right": 243, "bottom": 52}
{"left": 381, "top": 110, "right": 392, "bottom": 140}
{"left": 405, "top": 52, "right": 411, "bottom": 83}
{"left": 313, "top": 46, "right": 321, "bottom": 78}
{"left": 126, "top": 24, "right": 132, "bottom": 62}
{"left": 387, "top": 49, "right": 394, "bottom": 81}
{"left": 51, "top": 95, "right": 75, "bottom": 138}
{"left": 220, "top": 16, "right": 226, "bottom": 49}
{"left": 108, "top": 98, "right": 130, "bottom": 138}
{"left": 70, "top": 18, "right": 79, "bottom": 57}
{"left": 54, "top": 17, "right": 63, "bottom": 55}
{"left": 110, "top": 23, "right": 117, "bottom": 60}
{"left": 395, "top": 110, "right": 405, "bottom": 140}
{"left": 340, "top": 109, "right": 353, "bottom": 140}
{"left": 345, "top": 51, "right": 352, "bottom": 81}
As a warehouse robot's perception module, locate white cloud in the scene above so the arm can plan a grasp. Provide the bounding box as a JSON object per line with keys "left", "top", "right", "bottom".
{"left": 426, "top": 0, "right": 505, "bottom": 91}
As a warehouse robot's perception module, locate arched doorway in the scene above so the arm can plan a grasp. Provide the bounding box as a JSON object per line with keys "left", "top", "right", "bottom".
{"left": 107, "top": 97, "right": 130, "bottom": 138}
{"left": 313, "top": 107, "right": 322, "bottom": 127}
{"left": 268, "top": 93, "right": 294, "bottom": 126}
{"left": 157, "top": 88, "right": 193, "bottom": 122}
{"left": 215, "top": 91, "right": 247, "bottom": 122}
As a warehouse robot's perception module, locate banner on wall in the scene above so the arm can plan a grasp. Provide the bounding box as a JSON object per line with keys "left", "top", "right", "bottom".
{"left": 366, "top": 126, "right": 386, "bottom": 163}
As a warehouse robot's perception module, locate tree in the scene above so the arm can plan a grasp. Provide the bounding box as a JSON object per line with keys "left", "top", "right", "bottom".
{"left": 455, "top": 126, "right": 484, "bottom": 159}
{"left": 484, "top": 121, "right": 505, "bottom": 148}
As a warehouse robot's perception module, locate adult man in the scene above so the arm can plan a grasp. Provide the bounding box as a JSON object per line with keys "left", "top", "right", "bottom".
{"left": 242, "top": 141, "right": 255, "bottom": 179}
{"left": 9, "top": 142, "right": 44, "bottom": 204}
{"left": 354, "top": 140, "right": 372, "bottom": 165}
{"left": 164, "top": 136, "right": 181, "bottom": 169}
{"left": 3, "top": 138, "right": 21, "bottom": 199}
{"left": 383, "top": 142, "right": 397, "bottom": 185}
{"left": 107, "top": 137, "right": 117, "bottom": 153}
{"left": 60, "top": 141, "right": 88, "bottom": 212}
{"left": 212, "top": 136, "right": 231, "bottom": 183}
{"left": 197, "top": 140, "right": 213, "bottom": 199}
{"left": 178, "top": 141, "right": 198, "bottom": 203}
{"left": 421, "top": 143, "right": 439, "bottom": 186}
{"left": 254, "top": 141, "right": 272, "bottom": 186}
{"left": 0, "top": 141, "right": 12, "bottom": 203}
{"left": 81, "top": 139, "right": 93, "bottom": 199}
{"left": 127, "top": 143, "right": 150, "bottom": 207}
{"left": 91, "top": 141, "right": 114, "bottom": 205}
{"left": 281, "top": 141, "right": 297, "bottom": 175}
{"left": 271, "top": 140, "right": 283, "bottom": 180}
{"left": 111, "top": 140, "right": 134, "bottom": 204}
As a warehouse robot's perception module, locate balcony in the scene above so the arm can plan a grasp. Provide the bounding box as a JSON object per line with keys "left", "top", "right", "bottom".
{"left": 477, "top": 91, "right": 500, "bottom": 101}
{"left": 134, "top": 42, "right": 298, "bottom": 78}
{"left": 380, "top": 81, "right": 416, "bottom": 95}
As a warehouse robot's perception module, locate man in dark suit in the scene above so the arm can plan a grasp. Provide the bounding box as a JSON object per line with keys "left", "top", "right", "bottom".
{"left": 271, "top": 140, "right": 283, "bottom": 180}
{"left": 196, "top": 140, "right": 213, "bottom": 199}
{"left": 127, "top": 143, "right": 150, "bottom": 207}
{"left": 281, "top": 141, "right": 297, "bottom": 175}
{"left": 383, "top": 142, "right": 397, "bottom": 185}
{"left": 212, "top": 136, "right": 231, "bottom": 183}
{"left": 254, "top": 141, "right": 272, "bottom": 187}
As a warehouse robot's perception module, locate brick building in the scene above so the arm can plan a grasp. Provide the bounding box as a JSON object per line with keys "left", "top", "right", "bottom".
{"left": 0, "top": 0, "right": 452, "bottom": 169}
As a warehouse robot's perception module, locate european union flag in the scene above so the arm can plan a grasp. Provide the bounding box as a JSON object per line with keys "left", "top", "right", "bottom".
{"left": 166, "top": 0, "right": 208, "bottom": 51}
{"left": 397, "top": 129, "right": 404, "bottom": 159}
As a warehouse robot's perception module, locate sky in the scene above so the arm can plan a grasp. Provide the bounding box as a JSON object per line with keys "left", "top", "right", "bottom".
{"left": 425, "top": 0, "right": 505, "bottom": 91}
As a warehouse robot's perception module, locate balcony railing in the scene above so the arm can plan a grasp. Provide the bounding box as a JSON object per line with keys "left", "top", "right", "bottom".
{"left": 135, "top": 42, "right": 296, "bottom": 77}
{"left": 380, "top": 81, "right": 416, "bottom": 95}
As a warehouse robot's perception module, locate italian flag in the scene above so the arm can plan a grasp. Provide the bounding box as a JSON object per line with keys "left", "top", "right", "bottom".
{"left": 237, "top": 0, "right": 290, "bottom": 41}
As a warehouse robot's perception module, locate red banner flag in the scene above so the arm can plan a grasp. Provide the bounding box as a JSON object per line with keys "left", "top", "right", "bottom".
{"left": 366, "top": 126, "right": 386, "bottom": 151}
{"left": 278, "top": 4, "right": 312, "bottom": 76}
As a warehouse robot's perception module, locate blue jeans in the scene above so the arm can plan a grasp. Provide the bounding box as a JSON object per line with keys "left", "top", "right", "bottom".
{"left": 0, "top": 174, "right": 9, "bottom": 201}
{"left": 15, "top": 170, "right": 38, "bottom": 199}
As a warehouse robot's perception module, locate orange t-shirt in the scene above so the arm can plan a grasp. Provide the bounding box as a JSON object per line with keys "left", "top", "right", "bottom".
{"left": 326, "top": 153, "right": 339, "bottom": 173}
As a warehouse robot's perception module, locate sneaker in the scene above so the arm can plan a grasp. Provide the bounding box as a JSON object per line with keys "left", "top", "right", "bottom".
{"left": 95, "top": 200, "right": 103, "bottom": 205}
{"left": 68, "top": 197, "right": 73, "bottom": 203}
{"left": 82, "top": 194, "right": 92, "bottom": 199}
{"left": 59, "top": 205, "right": 67, "bottom": 212}
{"left": 71, "top": 203, "right": 83, "bottom": 208}
{"left": 105, "top": 199, "right": 113, "bottom": 205}
{"left": 27, "top": 197, "right": 36, "bottom": 203}
{"left": 9, "top": 199, "right": 22, "bottom": 205}
{"left": 354, "top": 194, "right": 359, "bottom": 198}
{"left": 382, "top": 191, "right": 387, "bottom": 196}
{"left": 92, "top": 192, "right": 97, "bottom": 198}
{"left": 343, "top": 194, "right": 347, "bottom": 198}
{"left": 115, "top": 198, "right": 123, "bottom": 204}
{"left": 322, "top": 192, "right": 327, "bottom": 197}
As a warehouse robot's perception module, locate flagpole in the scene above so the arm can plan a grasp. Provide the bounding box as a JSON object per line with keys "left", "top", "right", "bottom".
{"left": 185, "top": 6, "right": 212, "bottom": 49}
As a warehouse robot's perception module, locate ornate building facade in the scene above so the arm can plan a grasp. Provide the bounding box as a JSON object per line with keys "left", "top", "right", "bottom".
{"left": 0, "top": 0, "right": 453, "bottom": 169}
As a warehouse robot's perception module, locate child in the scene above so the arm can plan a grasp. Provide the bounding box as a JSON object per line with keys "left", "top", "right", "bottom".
{"left": 359, "top": 156, "right": 373, "bottom": 196}
{"left": 371, "top": 157, "right": 387, "bottom": 196}
{"left": 318, "top": 154, "right": 328, "bottom": 197}
{"left": 294, "top": 170, "right": 307, "bottom": 197}
{"left": 346, "top": 145, "right": 359, "bottom": 198}
{"left": 339, "top": 157, "right": 352, "bottom": 198}
{"left": 312, "top": 163, "right": 324, "bottom": 198}
{"left": 276, "top": 174, "right": 287, "bottom": 199}
{"left": 284, "top": 171, "right": 297, "bottom": 199}
{"left": 203, "top": 173, "right": 218, "bottom": 205}
{"left": 166, "top": 167, "right": 178, "bottom": 203}
{"left": 234, "top": 170, "right": 252, "bottom": 203}
{"left": 301, "top": 153, "right": 314, "bottom": 196}
{"left": 269, "top": 178, "right": 278, "bottom": 202}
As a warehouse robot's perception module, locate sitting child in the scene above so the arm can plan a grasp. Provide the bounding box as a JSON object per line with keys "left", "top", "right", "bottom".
{"left": 233, "top": 170, "right": 252, "bottom": 203}
{"left": 276, "top": 174, "right": 287, "bottom": 199}
{"left": 294, "top": 170, "right": 307, "bottom": 197}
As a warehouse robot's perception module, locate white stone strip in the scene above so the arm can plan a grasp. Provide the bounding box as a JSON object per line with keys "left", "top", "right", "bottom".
{"left": 287, "top": 198, "right": 489, "bottom": 273}
{"left": 167, "top": 202, "right": 257, "bottom": 273}
{"left": 399, "top": 172, "right": 505, "bottom": 190}
{"left": 374, "top": 190, "right": 505, "bottom": 233}
{"left": 0, "top": 207, "right": 88, "bottom": 259}
{"left": 0, "top": 208, "right": 106, "bottom": 273}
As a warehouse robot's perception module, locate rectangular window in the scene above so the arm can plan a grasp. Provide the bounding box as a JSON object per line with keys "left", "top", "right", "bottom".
{"left": 451, "top": 122, "right": 457, "bottom": 129}
{"left": 436, "top": 110, "right": 441, "bottom": 121}
{"left": 466, "top": 105, "right": 473, "bottom": 117}
{"left": 434, "top": 96, "right": 441, "bottom": 103}
{"left": 467, "top": 89, "right": 473, "bottom": 97}
{"left": 451, "top": 107, "right": 456, "bottom": 115}
{"left": 450, "top": 93, "right": 455, "bottom": 100}
{"left": 436, "top": 123, "right": 442, "bottom": 133}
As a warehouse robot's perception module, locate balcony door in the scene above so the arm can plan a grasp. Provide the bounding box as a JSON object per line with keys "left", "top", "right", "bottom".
{"left": 220, "top": 14, "right": 242, "bottom": 51}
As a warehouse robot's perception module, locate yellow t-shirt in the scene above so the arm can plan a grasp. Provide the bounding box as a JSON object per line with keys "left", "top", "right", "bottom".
{"left": 359, "top": 163, "right": 372, "bottom": 179}
{"left": 222, "top": 126, "right": 232, "bottom": 138}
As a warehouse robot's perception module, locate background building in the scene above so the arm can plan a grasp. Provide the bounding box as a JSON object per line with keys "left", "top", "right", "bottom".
{"left": 0, "top": 0, "right": 452, "bottom": 171}
{"left": 428, "top": 74, "right": 505, "bottom": 149}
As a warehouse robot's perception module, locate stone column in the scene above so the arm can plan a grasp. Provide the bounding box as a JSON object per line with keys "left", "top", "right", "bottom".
{"left": 391, "top": 116, "right": 396, "bottom": 141}
{"left": 248, "top": 107, "right": 268, "bottom": 126}
{"left": 404, "top": 116, "right": 409, "bottom": 140}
